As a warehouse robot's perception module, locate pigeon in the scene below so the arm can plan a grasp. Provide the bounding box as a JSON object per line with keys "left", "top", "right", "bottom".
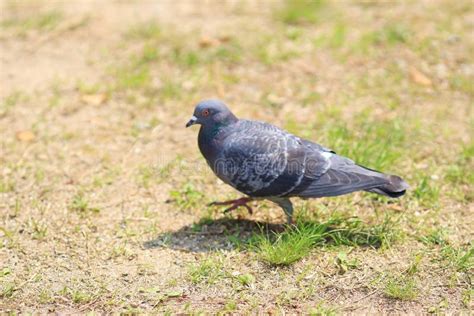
{"left": 186, "top": 99, "right": 409, "bottom": 223}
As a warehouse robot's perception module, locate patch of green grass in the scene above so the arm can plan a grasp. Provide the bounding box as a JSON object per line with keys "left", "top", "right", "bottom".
{"left": 324, "top": 117, "right": 406, "bottom": 171}
{"left": 191, "top": 216, "right": 214, "bottom": 233}
{"left": 1, "top": 91, "right": 29, "bottom": 117}
{"left": 334, "top": 250, "right": 359, "bottom": 274}
{"left": 221, "top": 299, "right": 238, "bottom": 312}
{"left": 462, "top": 289, "right": 473, "bottom": 309}
{"left": 234, "top": 273, "right": 255, "bottom": 287}
{"left": 251, "top": 225, "right": 318, "bottom": 266}
{"left": 28, "top": 218, "right": 48, "bottom": 240}
{"left": 169, "top": 183, "right": 205, "bottom": 211}
{"left": 188, "top": 257, "right": 224, "bottom": 285}
{"left": 450, "top": 74, "right": 474, "bottom": 96}
{"left": 419, "top": 228, "right": 448, "bottom": 245}
{"left": 115, "top": 66, "right": 151, "bottom": 91}
{"left": 445, "top": 142, "right": 474, "bottom": 196}
{"left": 313, "top": 23, "right": 346, "bottom": 49}
{"left": 251, "top": 216, "right": 398, "bottom": 266}
{"left": 440, "top": 244, "right": 474, "bottom": 272}
{"left": 308, "top": 302, "right": 337, "bottom": 316}
{"left": 60, "top": 286, "right": 94, "bottom": 304}
{"left": 135, "top": 44, "right": 160, "bottom": 65}
{"left": 352, "top": 24, "right": 410, "bottom": 54}
{"left": 0, "top": 282, "right": 15, "bottom": 298}
{"left": 413, "top": 176, "right": 440, "bottom": 207}
{"left": 69, "top": 193, "right": 100, "bottom": 216}
{"left": 172, "top": 47, "right": 200, "bottom": 67}
{"left": 1, "top": 11, "right": 63, "bottom": 34}
{"left": 0, "top": 179, "right": 15, "bottom": 193}
{"left": 276, "top": 0, "right": 326, "bottom": 25}
{"left": 383, "top": 274, "right": 418, "bottom": 301}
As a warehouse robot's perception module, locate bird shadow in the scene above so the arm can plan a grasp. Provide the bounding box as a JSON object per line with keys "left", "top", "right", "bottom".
{"left": 144, "top": 214, "right": 394, "bottom": 253}
{"left": 143, "top": 218, "right": 285, "bottom": 253}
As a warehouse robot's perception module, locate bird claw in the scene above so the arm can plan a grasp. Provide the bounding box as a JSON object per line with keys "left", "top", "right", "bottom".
{"left": 208, "top": 197, "right": 253, "bottom": 215}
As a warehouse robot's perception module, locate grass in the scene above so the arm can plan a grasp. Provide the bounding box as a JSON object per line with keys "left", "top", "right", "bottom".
{"left": 250, "top": 216, "right": 399, "bottom": 266}
{"left": 1, "top": 0, "right": 473, "bottom": 314}
{"left": 188, "top": 257, "right": 224, "bottom": 285}
{"left": 439, "top": 244, "right": 474, "bottom": 272}
{"left": 251, "top": 224, "right": 320, "bottom": 266}
{"left": 308, "top": 302, "right": 337, "bottom": 316}
{"left": 383, "top": 274, "right": 419, "bottom": 301}
{"left": 69, "top": 193, "right": 100, "bottom": 216}
{"left": 276, "top": 0, "right": 327, "bottom": 25}
{"left": 1, "top": 10, "right": 63, "bottom": 35}
{"left": 168, "top": 183, "right": 205, "bottom": 211}
{"left": 319, "top": 114, "right": 407, "bottom": 171}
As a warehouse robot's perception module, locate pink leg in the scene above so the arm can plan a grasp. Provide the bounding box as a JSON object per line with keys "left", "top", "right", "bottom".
{"left": 208, "top": 197, "right": 253, "bottom": 214}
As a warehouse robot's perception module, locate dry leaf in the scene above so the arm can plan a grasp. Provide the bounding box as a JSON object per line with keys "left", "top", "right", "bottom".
{"left": 218, "top": 35, "right": 232, "bottom": 43}
{"left": 81, "top": 93, "right": 107, "bottom": 106}
{"left": 387, "top": 204, "right": 403, "bottom": 212}
{"left": 199, "top": 36, "right": 219, "bottom": 48}
{"left": 409, "top": 67, "right": 432, "bottom": 86}
{"left": 16, "top": 130, "right": 35, "bottom": 142}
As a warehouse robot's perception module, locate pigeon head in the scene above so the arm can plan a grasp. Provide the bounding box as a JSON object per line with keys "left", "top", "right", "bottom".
{"left": 186, "top": 99, "right": 237, "bottom": 128}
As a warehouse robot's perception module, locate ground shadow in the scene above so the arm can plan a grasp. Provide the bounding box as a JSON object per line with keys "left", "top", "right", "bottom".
{"left": 143, "top": 218, "right": 285, "bottom": 252}
{"left": 144, "top": 215, "right": 395, "bottom": 253}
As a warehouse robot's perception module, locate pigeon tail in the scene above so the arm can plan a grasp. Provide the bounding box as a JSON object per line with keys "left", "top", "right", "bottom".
{"left": 365, "top": 174, "right": 409, "bottom": 198}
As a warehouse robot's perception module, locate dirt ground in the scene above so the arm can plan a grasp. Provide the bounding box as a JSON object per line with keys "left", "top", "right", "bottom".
{"left": 0, "top": 0, "right": 473, "bottom": 314}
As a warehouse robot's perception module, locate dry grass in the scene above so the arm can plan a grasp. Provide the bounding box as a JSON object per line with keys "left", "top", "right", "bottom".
{"left": 0, "top": 0, "right": 473, "bottom": 313}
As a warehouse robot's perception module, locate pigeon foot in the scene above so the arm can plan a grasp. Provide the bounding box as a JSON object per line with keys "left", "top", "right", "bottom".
{"left": 208, "top": 197, "right": 253, "bottom": 214}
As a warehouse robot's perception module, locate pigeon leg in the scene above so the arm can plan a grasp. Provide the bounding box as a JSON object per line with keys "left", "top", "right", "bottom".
{"left": 269, "top": 197, "right": 294, "bottom": 224}
{"left": 208, "top": 197, "right": 253, "bottom": 214}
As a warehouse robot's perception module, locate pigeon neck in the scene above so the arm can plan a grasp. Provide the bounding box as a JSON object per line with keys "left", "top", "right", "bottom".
{"left": 204, "top": 115, "right": 238, "bottom": 137}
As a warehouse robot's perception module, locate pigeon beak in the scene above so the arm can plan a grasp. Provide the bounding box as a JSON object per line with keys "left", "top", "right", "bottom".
{"left": 186, "top": 116, "right": 198, "bottom": 128}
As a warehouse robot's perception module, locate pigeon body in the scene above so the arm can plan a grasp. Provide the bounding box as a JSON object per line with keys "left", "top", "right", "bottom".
{"left": 186, "top": 99, "right": 409, "bottom": 222}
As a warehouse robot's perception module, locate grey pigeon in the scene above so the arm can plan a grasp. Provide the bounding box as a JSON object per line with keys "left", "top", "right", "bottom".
{"left": 186, "top": 99, "right": 409, "bottom": 223}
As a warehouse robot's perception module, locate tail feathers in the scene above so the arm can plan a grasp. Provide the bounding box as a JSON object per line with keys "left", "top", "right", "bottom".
{"left": 365, "top": 175, "right": 409, "bottom": 198}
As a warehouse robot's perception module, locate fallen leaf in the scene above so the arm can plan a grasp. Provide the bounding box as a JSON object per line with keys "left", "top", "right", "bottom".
{"left": 16, "top": 130, "right": 35, "bottom": 142}
{"left": 199, "top": 36, "right": 219, "bottom": 48}
{"left": 409, "top": 67, "right": 432, "bottom": 86}
{"left": 81, "top": 93, "right": 107, "bottom": 106}
{"left": 218, "top": 35, "right": 232, "bottom": 43}
{"left": 387, "top": 204, "right": 403, "bottom": 212}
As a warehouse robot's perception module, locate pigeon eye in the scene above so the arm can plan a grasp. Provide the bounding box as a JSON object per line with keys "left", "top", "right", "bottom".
{"left": 202, "top": 109, "right": 210, "bottom": 117}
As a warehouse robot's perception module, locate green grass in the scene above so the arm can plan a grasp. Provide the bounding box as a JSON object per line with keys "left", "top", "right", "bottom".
{"left": 1, "top": 11, "right": 63, "bottom": 34}
{"left": 383, "top": 274, "right": 418, "bottom": 301}
{"left": 419, "top": 228, "right": 448, "bottom": 245}
{"left": 413, "top": 176, "right": 440, "bottom": 207}
{"left": 450, "top": 74, "right": 474, "bottom": 96}
{"left": 251, "top": 224, "right": 320, "bottom": 266}
{"left": 313, "top": 23, "right": 346, "bottom": 49}
{"left": 334, "top": 250, "right": 359, "bottom": 274}
{"left": 352, "top": 24, "right": 410, "bottom": 54}
{"left": 320, "top": 115, "right": 406, "bottom": 171}
{"left": 169, "top": 183, "right": 205, "bottom": 211}
{"left": 308, "top": 302, "right": 337, "bottom": 316}
{"left": 250, "top": 216, "right": 399, "bottom": 266}
{"left": 276, "top": 0, "right": 327, "bottom": 25}
{"left": 114, "top": 66, "right": 151, "bottom": 91}
{"left": 439, "top": 244, "right": 474, "bottom": 272}
{"left": 69, "top": 193, "right": 100, "bottom": 216}
{"left": 188, "top": 257, "right": 224, "bottom": 284}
